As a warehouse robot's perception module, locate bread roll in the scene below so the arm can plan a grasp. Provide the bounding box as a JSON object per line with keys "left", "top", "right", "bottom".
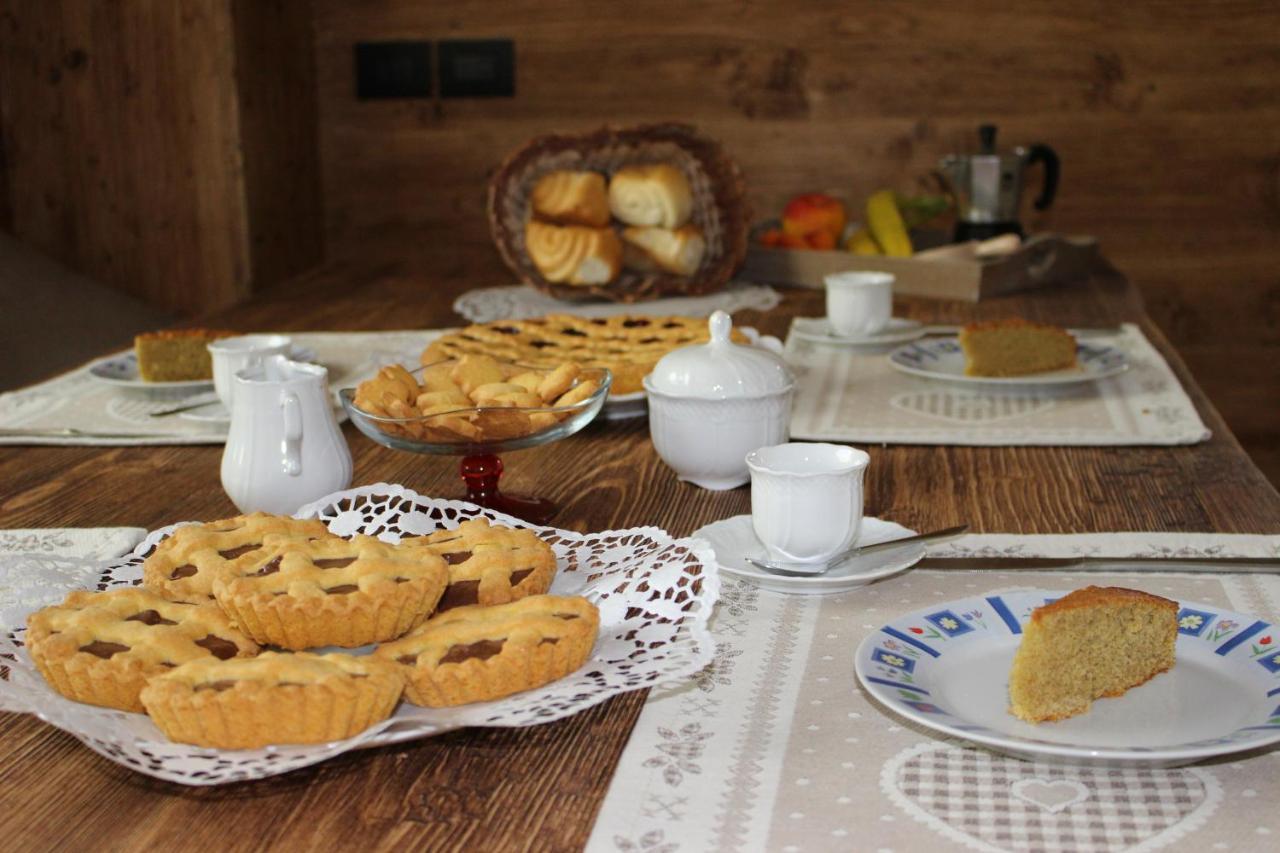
{"left": 607, "top": 164, "right": 693, "bottom": 228}
{"left": 621, "top": 225, "right": 706, "bottom": 277}
{"left": 531, "top": 170, "right": 610, "bottom": 227}
{"left": 525, "top": 221, "right": 622, "bottom": 286}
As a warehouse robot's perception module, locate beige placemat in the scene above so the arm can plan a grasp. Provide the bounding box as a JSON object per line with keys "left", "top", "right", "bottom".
{"left": 588, "top": 533, "right": 1280, "bottom": 853}
{"left": 787, "top": 323, "right": 1210, "bottom": 446}
{"left": 0, "top": 330, "right": 439, "bottom": 446}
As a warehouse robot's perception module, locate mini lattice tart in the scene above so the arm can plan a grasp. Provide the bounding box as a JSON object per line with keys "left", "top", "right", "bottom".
{"left": 212, "top": 535, "right": 449, "bottom": 649}
{"left": 399, "top": 518, "right": 557, "bottom": 612}
{"left": 25, "top": 588, "right": 259, "bottom": 712}
{"left": 140, "top": 651, "right": 404, "bottom": 749}
{"left": 143, "top": 512, "right": 333, "bottom": 600}
{"left": 374, "top": 594, "right": 599, "bottom": 707}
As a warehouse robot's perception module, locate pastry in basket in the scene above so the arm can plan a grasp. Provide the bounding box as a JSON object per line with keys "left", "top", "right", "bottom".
{"left": 524, "top": 220, "right": 622, "bottom": 286}
{"left": 1008, "top": 586, "right": 1177, "bottom": 723}
{"left": 958, "top": 318, "right": 1077, "bottom": 377}
{"left": 353, "top": 355, "right": 601, "bottom": 443}
{"left": 531, "top": 170, "right": 610, "bottom": 227}
{"left": 142, "top": 512, "right": 334, "bottom": 600}
{"left": 140, "top": 651, "right": 404, "bottom": 749}
{"left": 25, "top": 587, "right": 258, "bottom": 712}
{"left": 488, "top": 123, "right": 749, "bottom": 302}
{"left": 374, "top": 594, "right": 598, "bottom": 707}
{"left": 621, "top": 224, "right": 706, "bottom": 276}
{"left": 211, "top": 535, "right": 449, "bottom": 649}
{"left": 608, "top": 163, "right": 693, "bottom": 228}
{"left": 134, "top": 328, "right": 238, "bottom": 382}
{"left": 424, "top": 314, "right": 745, "bottom": 396}
{"left": 399, "top": 518, "right": 557, "bottom": 612}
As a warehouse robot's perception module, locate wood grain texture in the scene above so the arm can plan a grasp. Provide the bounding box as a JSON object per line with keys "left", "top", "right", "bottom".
{"left": 310, "top": 0, "right": 1280, "bottom": 483}
{"left": 0, "top": 263, "right": 1278, "bottom": 851}
{"left": 0, "top": 0, "right": 323, "bottom": 314}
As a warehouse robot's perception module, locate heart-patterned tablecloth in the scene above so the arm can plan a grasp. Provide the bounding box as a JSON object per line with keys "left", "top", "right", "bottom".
{"left": 786, "top": 323, "right": 1210, "bottom": 446}
{"left": 588, "top": 532, "right": 1280, "bottom": 853}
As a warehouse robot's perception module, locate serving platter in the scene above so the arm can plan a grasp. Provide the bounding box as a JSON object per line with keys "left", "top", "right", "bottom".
{"left": 0, "top": 484, "right": 719, "bottom": 785}
{"left": 856, "top": 589, "right": 1280, "bottom": 766}
{"left": 888, "top": 338, "right": 1129, "bottom": 387}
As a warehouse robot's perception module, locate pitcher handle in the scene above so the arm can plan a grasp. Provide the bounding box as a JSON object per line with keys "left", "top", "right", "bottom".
{"left": 281, "top": 391, "right": 303, "bottom": 476}
{"left": 1028, "top": 143, "right": 1059, "bottom": 211}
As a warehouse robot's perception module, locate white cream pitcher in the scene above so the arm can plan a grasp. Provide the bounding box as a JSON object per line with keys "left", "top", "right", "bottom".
{"left": 221, "top": 355, "right": 352, "bottom": 515}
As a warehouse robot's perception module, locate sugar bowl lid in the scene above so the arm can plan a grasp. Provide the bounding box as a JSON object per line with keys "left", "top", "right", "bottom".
{"left": 644, "top": 311, "right": 793, "bottom": 399}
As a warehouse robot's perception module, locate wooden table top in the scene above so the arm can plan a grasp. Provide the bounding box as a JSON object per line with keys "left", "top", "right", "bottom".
{"left": 3, "top": 262, "right": 1278, "bottom": 851}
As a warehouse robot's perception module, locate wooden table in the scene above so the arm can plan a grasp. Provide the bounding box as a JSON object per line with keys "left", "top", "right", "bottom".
{"left": 2, "top": 264, "right": 1278, "bottom": 851}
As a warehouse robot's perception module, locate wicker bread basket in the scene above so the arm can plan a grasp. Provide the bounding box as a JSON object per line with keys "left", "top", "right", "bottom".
{"left": 488, "top": 123, "right": 750, "bottom": 302}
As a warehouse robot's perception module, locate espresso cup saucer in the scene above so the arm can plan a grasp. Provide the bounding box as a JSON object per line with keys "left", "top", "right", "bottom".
{"left": 692, "top": 515, "right": 926, "bottom": 595}
{"left": 791, "top": 316, "right": 925, "bottom": 347}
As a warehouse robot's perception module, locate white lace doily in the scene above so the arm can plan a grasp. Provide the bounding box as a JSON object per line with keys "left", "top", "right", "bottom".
{"left": 453, "top": 282, "right": 781, "bottom": 323}
{"left": 0, "top": 484, "right": 720, "bottom": 786}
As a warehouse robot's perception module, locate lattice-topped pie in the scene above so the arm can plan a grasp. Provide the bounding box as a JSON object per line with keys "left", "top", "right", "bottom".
{"left": 375, "top": 594, "right": 598, "bottom": 707}
{"left": 140, "top": 651, "right": 404, "bottom": 749}
{"left": 212, "top": 535, "right": 449, "bottom": 649}
{"left": 399, "top": 518, "right": 557, "bottom": 612}
{"left": 25, "top": 588, "right": 259, "bottom": 712}
{"left": 423, "top": 314, "right": 747, "bottom": 395}
{"left": 143, "top": 512, "right": 333, "bottom": 600}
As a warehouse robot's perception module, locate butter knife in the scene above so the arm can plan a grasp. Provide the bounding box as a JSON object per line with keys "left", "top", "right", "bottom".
{"left": 922, "top": 325, "right": 1124, "bottom": 339}
{"left": 916, "top": 556, "right": 1280, "bottom": 574}
{"left": 0, "top": 427, "right": 192, "bottom": 440}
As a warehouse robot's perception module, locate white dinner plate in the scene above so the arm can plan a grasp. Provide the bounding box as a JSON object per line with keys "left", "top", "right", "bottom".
{"left": 856, "top": 590, "right": 1280, "bottom": 766}
{"left": 791, "top": 316, "right": 926, "bottom": 347}
{"left": 887, "top": 338, "right": 1129, "bottom": 387}
{"left": 693, "top": 515, "right": 925, "bottom": 595}
{"left": 88, "top": 346, "right": 319, "bottom": 393}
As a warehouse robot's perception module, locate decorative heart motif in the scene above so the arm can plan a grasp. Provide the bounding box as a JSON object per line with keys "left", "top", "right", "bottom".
{"left": 882, "top": 742, "right": 1223, "bottom": 852}
{"left": 889, "top": 390, "right": 1056, "bottom": 425}
{"left": 1010, "top": 777, "right": 1090, "bottom": 813}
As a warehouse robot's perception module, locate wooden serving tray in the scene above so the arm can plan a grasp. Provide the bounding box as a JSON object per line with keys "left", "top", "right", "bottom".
{"left": 739, "top": 233, "right": 1106, "bottom": 302}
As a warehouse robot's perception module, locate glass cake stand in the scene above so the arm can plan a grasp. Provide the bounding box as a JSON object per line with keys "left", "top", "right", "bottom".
{"left": 340, "top": 367, "right": 611, "bottom": 524}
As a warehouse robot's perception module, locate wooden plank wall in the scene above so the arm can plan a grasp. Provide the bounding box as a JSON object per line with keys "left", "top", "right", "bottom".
{"left": 312, "top": 0, "right": 1280, "bottom": 481}
{"left": 0, "top": 0, "right": 323, "bottom": 315}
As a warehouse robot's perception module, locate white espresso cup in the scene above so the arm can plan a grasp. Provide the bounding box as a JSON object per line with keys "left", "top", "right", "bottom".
{"left": 746, "top": 442, "right": 871, "bottom": 564}
{"left": 824, "top": 271, "right": 894, "bottom": 337}
{"left": 208, "top": 334, "right": 292, "bottom": 409}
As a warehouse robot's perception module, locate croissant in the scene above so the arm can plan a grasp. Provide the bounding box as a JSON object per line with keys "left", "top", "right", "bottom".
{"left": 530, "top": 170, "right": 610, "bottom": 227}
{"left": 525, "top": 221, "right": 622, "bottom": 286}
{"left": 607, "top": 164, "right": 693, "bottom": 228}
{"left": 621, "top": 225, "right": 706, "bottom": 277}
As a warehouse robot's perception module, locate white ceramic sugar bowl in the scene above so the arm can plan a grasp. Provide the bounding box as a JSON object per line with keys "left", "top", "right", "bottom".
{"left": 643, "top": 311, "right": 794, "bottom": 490}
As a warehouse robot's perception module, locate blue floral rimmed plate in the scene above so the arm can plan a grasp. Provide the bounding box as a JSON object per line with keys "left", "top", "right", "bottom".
{"left": 856, "top": 589, "right": 1280, "bottom": 766}
{"left": 888, "top": 338, "right": 1129, "bottom": 387}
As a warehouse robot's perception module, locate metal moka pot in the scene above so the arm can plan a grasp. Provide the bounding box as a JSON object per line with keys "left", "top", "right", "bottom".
{"left": 939, "top": 124, "right": 1059, "bottom": 242}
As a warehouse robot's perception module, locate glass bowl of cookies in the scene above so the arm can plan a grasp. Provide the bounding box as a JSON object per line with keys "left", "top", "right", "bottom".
{"left": 340, "top": 354, "right": 611, "bottom": 523}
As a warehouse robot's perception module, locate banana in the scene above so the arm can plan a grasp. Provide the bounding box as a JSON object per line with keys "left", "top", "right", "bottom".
{"left": 865, "top": 190, "right": 913, "bottom": 257}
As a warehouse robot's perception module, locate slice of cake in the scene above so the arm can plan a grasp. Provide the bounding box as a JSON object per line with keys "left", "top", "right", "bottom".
{"left": 1008, "top": 586, "right": 1177, "bottom": 723}
{"left": 958, "top": 318, "right": 1077, "bottom": 377}
{"left": 134, "top": 329, "right": 236, "bottom": 382}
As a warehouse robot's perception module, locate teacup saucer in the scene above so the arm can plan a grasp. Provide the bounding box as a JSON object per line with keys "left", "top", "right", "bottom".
{"left": 791, "top": 316, "right": 925, "bottom": 347}
{"left": 692, "top": 515, "right": 926, "bottom": 595}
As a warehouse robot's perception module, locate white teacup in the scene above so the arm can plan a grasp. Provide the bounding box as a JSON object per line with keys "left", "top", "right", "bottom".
{"left": 824, "top": 271, "right": 894, "bottom": 337}
{"left": 745, "top": 442, "right": 871, "bottom": 564}
{"left": 208, "top": 334, "right": 292, "bottom": 409}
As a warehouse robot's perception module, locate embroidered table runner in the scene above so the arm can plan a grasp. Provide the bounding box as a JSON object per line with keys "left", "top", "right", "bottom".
{"left": 452, "top": 282, "right": 780, "bottom": 323}
{"left": 0, "top": 331, "right": 438, "bottom": 446}
{"left": 787, "top": 323, "right": 1210, "bottom": 446}
{"left": 588, "top": 533, "right": 1280, "bottom": 853}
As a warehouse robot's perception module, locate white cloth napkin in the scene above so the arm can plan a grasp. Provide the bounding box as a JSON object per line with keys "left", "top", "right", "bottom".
{"left": 0, "top": 527, "right": 146, "bottom": 560}
{"left": 452, "top": 282, "right": 781, "bottom": 323}
{"left": 787, "top": 322, "right": 1210, "bottom": 446}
